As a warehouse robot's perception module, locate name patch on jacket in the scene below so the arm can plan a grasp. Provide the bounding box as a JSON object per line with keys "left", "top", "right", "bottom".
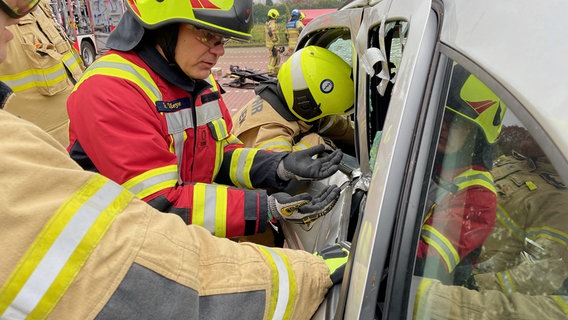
{"left": 156, "top": 98, "right": 192, "bottom": 112}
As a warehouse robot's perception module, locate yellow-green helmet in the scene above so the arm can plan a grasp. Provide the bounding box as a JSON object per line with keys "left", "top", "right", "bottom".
{"left": 268, "top": 8, "right": 279, "bottom": 19}
{"left": 278, "top": 46, "right": 354, "bottom": 122}
{"left": 126, "top": 0, "right": 253, "bottom": 40}
{"left": 445, "top": 64, "right": 507, "bottom": 144}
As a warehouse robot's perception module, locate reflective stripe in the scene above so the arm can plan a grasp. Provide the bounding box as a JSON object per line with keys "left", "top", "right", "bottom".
{"left": 413, "top": 277, "right": 433, "bottom": 319}
{"left": 191, "top": 183, "right": 227, "bottom": 237}
{"left": 527, "top": 226, "right": 568, "bottom": 250}
{"left": 205, "top": 74, "right": 218, "bottom": 92}
{"left": 229, "top": 148, "right": 256, "bottom": 189}
{"left": 208, "top": 118, "right": 228, "bottom": 140}
{"left": 0, "top": 175, "right": 132, "bottom": 319}
{"left": 551, "top": 296, "right": 568, "bottom": 315}
{"left": 317, "top": 115, "right": 337, "bottom": 134}
{"left": 0, "top": 51, "right": 81, "bottom": 92}
{"left": 289, "top": 53, "right": 307, "bottom": 90}
{"left": 164, "top": 100, "right": 223, "bottom": 183}
{"left": 421, "top": 224, "right": 460, "bottom": 272}
{"left": 498, "top": 204, "right": 568, "bottom": 250}
{"left": 292, "top": 141, "right": 311, "bottom": 151}
{"left": 258, "top": 138, "right": 293, "bottom": 152}
{"left": 208, "top": 119, "right": 226, "bottom": 179}
{"left": 76, "top": 54, "right": 162, "bottom": 102}
{"left": 165, "top": 110, "right": 191, "bottom": 183}
{"left": 224, "top": 134, "right": 241, "bottom": 146}
{"left": 0, "top": 63, "right": 67, "bottom": 92}
{"left": 61, "top": 50, "right": 83, "bottom": 76}
{"left": 496, "top": 270, "right": 515, "bottom": 294}
{"left": 496, "top": 204, "right": 525, "bottom": 241}
{"left": 198, "top": 100, "right": 224, "bottom": 124}
{"left": 258, "top": 247, "right": 296, "bottom": 319}
{"left": 454, "top": 169, "right": 496, "bottom": 193}
{"left": 122, "top": 165, "right": 179, "bottom": 199}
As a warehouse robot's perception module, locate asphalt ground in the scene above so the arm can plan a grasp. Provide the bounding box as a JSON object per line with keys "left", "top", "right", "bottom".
{"left": 215, "top": 46, "right": 289, "bottom": 116}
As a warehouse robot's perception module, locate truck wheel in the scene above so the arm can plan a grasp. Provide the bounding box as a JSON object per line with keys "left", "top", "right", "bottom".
{"left": 81, "top": 41, "right": 96, "bottom": 67}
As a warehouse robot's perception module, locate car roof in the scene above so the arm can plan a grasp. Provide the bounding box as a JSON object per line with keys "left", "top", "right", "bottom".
{"left": 438, "top": 0, "right": 568, "bottom": 159}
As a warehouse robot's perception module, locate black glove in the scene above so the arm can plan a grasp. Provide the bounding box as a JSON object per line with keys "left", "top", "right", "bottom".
{"left": 268, "top": 185, "right": 340, "bottom": 224}
{"left": 277, "top": 145, "right": 343, "bottom": 181}
{"left": 314, "top": 241, "right": 351, "bottom": 284}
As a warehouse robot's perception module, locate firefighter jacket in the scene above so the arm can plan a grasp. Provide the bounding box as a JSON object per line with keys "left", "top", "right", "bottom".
{"left": 285, "top": 19, "right": 304, "bottom": 51}
{"left": 411, "top": 277, "right": 568, "bottom": 319}
{"left": 0, "top": 91, "right": 333, "bottom": 319}
{"left": 231, "top": 81, "right": 355, "bottom": 152}
{"left": 417, "top": 164, "right": 497, "bottom": 273}
{"left": 472, "top": 152, "right": 568, "bottom": 295}
{"left": 265, "top": 19, "right": 280, "bottom": 48}
{"left": 67, "top": 47, "right": 291, "bottom": 239}
{"left": 0, "top": 0, "right": 84, "bottom": 146}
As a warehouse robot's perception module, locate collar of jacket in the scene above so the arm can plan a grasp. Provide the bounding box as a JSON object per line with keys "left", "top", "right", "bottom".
{"left": 0, "top": 81, "right": 13, "bottom": 109}
{"left": 255, "top": 79, "right": 298, "bottom": 121}
{"left": 134, "top": 42, "right": 211, "bottom": 94}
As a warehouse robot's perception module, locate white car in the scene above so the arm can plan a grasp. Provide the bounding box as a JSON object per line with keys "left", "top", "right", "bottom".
{"left": 280, "top": 0, "right": 568, "bottom": 319}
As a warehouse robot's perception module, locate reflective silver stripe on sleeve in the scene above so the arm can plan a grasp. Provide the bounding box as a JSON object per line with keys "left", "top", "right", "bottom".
{"left": 262, "top": 247, "right": 291, "bottom": 319}
{"left": 1, "top": 177, "right": 129, "bottom": 319}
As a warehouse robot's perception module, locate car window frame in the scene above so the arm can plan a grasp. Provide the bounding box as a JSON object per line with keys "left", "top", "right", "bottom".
{"left": 382, "top": 38, "right": 568, "bottom": 318}
{"left": 343, "top": 4, "right": 439, "bottom": 319}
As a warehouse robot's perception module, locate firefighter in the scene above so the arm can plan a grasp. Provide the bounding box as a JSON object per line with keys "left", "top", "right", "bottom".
{"left": 232, "top": 46, "right": 355, "bottom": 154}
{"left": 284, "top": 9, "right": 304, "bottom": 56}
{"left": 66, "top": 0, "right": 343, "bottom": 238}
{"left": 416, "top": 64, "right": 507, "bottom": 279}
{"left": 0, "top": 3, "right": 350, "bottom": 317}
{"left": 0, "top": 0, "right": 84, "bottom": 146}
{"left": 265, "top": 8, "right": 281, "bottom": 75}
{"left": 469, "top": 133, "right": 568, "bottom": 295}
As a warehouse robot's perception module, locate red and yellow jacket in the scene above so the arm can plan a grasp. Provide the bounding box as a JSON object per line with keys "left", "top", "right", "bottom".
{"left": 67, "top": 49, "right": 288, "bottom": 238}
{"left": 417, "top": 165, "right": 497, "bottom": 272}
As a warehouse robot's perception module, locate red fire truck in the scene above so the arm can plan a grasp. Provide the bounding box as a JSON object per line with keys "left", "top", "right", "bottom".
{"left": 49, "top": 0, "right": 125, "bottom": 66}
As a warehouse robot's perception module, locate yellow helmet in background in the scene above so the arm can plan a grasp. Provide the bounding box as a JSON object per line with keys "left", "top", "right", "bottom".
{"left": 299, "top": 12, "right": 306, "bottom": 21}
{"left": 278, "top": 46, "right": 354, "bottom": 122}
{"left": 268, "top": 8, "right": 279, "bottom": 19}
{"left": 126, "top": 0, "right": 253, "bottom": 41}
{"left": 445, "top": 64, "right": 507, "bottom": 144}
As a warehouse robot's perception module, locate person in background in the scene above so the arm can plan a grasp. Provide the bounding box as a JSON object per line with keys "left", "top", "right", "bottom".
{"left": 265, "top": 8, "right": 281, "bottom": 75}
{"left": 0, "top": 1, "right": 351, "bottom": 318}
{"left": 284, "top": 9, "right": 304, "bottom": 56}
{"left": 232, "top": 46, "right": 355, "bottom": 154}
{"left": 0, "top": 0, "right": 83, "bottom": 146}
{"left": 66, "top": 0, "right": 342, "bottom": 240}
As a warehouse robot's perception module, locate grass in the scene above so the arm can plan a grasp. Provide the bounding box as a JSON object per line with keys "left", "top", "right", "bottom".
{"left": 227, "top": 24, "right": 287, "bottom": 48}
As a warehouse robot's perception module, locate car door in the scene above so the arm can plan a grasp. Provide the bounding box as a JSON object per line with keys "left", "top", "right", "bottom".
{"left": 355, "top": 0, "right": 568, "bottom": 319}
{"left": 285, "top": 0, "right": 439, "bottom": 318}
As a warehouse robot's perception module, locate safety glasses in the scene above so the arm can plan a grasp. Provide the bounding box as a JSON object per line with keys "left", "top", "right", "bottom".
{"left": 187, "top": 25, "right": 229, "bottom": 48}
{"left": 0, "top": 0, "right": 40, "bottom": 18}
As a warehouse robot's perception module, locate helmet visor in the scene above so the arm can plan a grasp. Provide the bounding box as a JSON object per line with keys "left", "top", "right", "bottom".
{"left": 0, "top": 0, "right": 39, "bottom": 18}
